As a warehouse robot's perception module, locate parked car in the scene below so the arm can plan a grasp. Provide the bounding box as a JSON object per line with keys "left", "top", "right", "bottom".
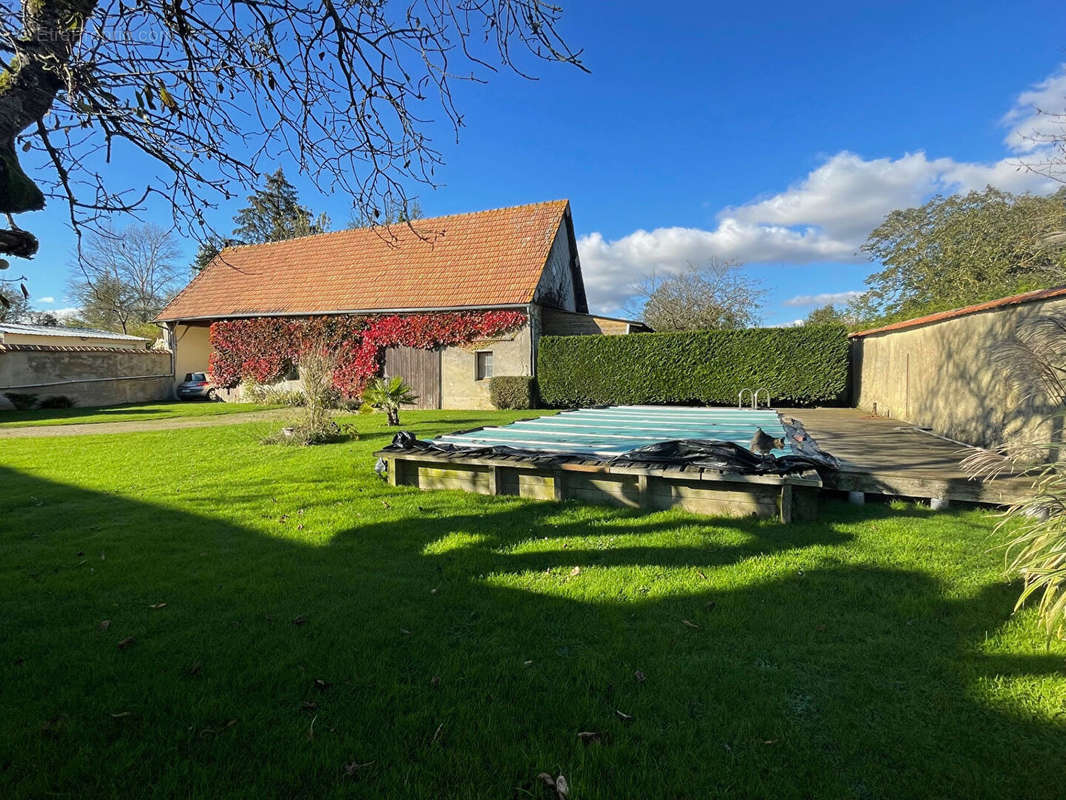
{"left": 177, "top": 372, "right": 219, "bottom": 401}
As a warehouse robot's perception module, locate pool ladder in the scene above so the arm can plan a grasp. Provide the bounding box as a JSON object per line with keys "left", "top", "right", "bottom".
{"left": 737, "top": 388, "right": 770, "bottom": 410}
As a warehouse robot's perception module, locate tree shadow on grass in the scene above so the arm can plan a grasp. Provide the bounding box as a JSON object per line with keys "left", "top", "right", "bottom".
{"left": 0, "top": 466, "right": 1064, "bottom": 799}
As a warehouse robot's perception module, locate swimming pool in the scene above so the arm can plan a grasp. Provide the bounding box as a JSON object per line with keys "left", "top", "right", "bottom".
{"left": 435, "top": 405, "right": 791, "bottom": 458}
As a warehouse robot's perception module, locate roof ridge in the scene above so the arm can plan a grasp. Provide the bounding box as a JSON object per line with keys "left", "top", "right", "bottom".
{"left": 218, "top": 198, "right": 571, "bottom": 255}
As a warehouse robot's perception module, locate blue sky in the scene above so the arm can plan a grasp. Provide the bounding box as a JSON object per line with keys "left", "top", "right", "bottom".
{"left": 16, "top": 0, "right": 1066, "bottom": 325}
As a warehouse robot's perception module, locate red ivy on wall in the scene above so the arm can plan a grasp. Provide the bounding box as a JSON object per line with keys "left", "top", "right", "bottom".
{"left": 208, "top": 310, "right": 526, "bottom": 395}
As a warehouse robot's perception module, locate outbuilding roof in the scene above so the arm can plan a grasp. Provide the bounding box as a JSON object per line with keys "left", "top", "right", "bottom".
{"left": 157, "top": 199, "right": 580, "bottom": 322}
{"left": 0, "top": 322, "right": 148, "bottom": 341}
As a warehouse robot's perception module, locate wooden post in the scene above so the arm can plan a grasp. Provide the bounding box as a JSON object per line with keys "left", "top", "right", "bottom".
{"left": 779, "top": 483, "right": 793, "bottom": 524}
{"left": 489, "top": 465, "right": 501, "bottom": 496}
{"left": 387, "top": 457, "right": 400, "bottom": 487}
{"left": 637, "top": 473, "right": 651, "bottom": 508}
{"left": 553, "top": 472, "right": 565, "bottom": 502}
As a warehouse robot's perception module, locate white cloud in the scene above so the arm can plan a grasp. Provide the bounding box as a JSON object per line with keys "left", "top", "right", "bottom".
{"left": 784, "top": 291, "right": 863, "bottom": 308}
{"left": 50, "top": 307, "right": 81, "bottom": 320}
{"left": 1002, "top": 65, "right": 1066, "bottom": 153}
{"left": 38, "top": 296, "right": 55, "bottom": 304}
{"left": 577, "top": 65, "right": 1066, "bottom": 315}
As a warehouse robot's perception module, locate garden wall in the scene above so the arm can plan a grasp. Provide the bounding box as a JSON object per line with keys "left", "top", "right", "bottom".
{"left": 851, "top": 290, "right": 1066, "bottom": 447}
{"left": 537, "top": 326, "right": 849, "bottom": 407}
{"left": 0, "top": 345, "right": 172, "bottom": 409}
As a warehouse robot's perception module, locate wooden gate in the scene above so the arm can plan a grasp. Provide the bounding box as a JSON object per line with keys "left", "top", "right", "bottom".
{"left": 383, "top": 346, "right": 441, "bottom": 409}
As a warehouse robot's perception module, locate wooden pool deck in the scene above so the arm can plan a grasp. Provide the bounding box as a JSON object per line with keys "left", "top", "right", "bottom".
{"left": 780, "top": 407, "right": 1032, "bottom": 506}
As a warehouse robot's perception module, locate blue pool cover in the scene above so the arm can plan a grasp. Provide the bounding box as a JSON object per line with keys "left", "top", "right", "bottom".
{"left": 436, "top": 405, "right": 792, "bottom": 458}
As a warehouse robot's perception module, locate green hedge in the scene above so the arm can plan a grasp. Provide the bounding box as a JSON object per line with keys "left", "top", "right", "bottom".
{"left": 490, "top": 375, "right": 538, "bottom": 409}
{"left": 537, "top": 326, "right": 849, "bottom": 407}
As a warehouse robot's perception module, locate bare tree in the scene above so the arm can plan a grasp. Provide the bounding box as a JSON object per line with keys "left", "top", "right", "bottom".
{"left": 0, "top": 274, "right": 29, "bottom": 321}
{"left": 70, "top": 223, "right": 181, "bottom": 334}
{"left": 0, "top": 1, "right": 585, "bottom": 281}
{"left": 635, "top": 260, "right": 765, "bottom": 331}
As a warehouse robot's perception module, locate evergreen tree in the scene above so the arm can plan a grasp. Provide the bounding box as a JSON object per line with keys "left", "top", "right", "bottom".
{"left": 232, "top": 168, "right": 330, "bottom": 244}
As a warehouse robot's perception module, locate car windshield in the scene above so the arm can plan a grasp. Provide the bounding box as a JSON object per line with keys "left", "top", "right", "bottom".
{"left": 185, "top": 373, "right": 207, "bottom": 382}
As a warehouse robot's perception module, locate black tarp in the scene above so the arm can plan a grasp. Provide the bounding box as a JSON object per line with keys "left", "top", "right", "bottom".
{"left": 380, "top": 416, "right": 838, "bottom": 476}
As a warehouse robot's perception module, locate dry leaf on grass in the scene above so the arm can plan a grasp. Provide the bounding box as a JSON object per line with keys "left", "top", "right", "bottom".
{"left": 570, "top": 566, "right": 581, "bottom": 577}
{"left": 681, "top": 619, "right": 700, "bottom": 629}
{"left": 292, "top": 615, "right": 307, "bottom": 626}
{"left": 615, "top": 709, "right": 633, "bottom": 722}
{"left": 577, "top": 731, "right": 601, "bottom": 744}
{"left": 343, "top": 760, "right": 374, "bottom": 777}
{"left": 314, "top": 679, "right": 332, "bottom": 691}
{"left": 634, "top": 670, "right": 646, "bottom": 683}
{"left": 117, "top": 636, "right": 135, "bottom": 649}
{"left": 537, "top": 772, "right": 570, "bottom": 799}
{"left": 149, "top": 602, "right": 166, "bottom": 610}
{"left": 98, "top": 620, "right": 111, "bottom": 631}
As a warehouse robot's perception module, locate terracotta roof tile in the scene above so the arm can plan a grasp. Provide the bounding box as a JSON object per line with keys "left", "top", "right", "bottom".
{"left": 849, "top": 284, "right": 1066, "bottom": 338}
{"left": 159, "top": 200, "right": 570, "bottom": 321}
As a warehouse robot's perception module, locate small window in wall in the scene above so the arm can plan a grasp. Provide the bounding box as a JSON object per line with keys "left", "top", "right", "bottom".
{"left": 475, "top": 350, "right": 493, "bottom": 381}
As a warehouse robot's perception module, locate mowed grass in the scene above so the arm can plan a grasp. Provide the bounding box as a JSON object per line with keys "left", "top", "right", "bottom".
{"left": 0, "top": 400, "right": 279, "bottom": 428}
{"left": 1, "top": 409, "right": 1064, "bottom": 799}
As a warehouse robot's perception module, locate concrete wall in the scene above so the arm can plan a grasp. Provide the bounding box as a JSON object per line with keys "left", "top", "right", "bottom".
{"left": 173, "top": 323, "right": 212, "bottom": 387}
{"left": 441, "top": 321, "right": 532, "bottom": 409}
{"left": 1, "top": 332, "right": 146, "bottom": 349}
{"left": 851, "top": 295, "right": 1066, "bottom": 447}
{"left": 0, "top": 347, "right": 172, "bottom": 408}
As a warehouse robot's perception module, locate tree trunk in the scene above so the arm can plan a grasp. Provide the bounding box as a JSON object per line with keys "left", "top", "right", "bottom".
{"left": 0, "top": 1, "right": 99, "bottom": 255}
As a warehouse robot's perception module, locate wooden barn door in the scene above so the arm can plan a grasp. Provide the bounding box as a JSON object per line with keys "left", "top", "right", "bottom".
{"left": 383, "top": 346, "right": 441, "bottom": 409}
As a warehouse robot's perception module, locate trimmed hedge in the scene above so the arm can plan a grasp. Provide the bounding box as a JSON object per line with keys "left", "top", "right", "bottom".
{"left": 490, "top": 375, "right": 538, "bottom": 409}
{"left": 537, "top": 326, "right": 849, "bottom": 407}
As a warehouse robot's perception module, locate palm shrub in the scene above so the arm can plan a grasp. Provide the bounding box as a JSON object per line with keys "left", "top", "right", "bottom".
{"left": 963, "top": 314, "right": 1066, "bottom": 637}
{"left": 360, "top": 376, "right": 418, "bottom": 426}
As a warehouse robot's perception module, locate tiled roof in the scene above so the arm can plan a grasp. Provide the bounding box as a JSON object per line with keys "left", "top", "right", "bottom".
{"left": 849, "top": 284, "right": 1066, "bottom": 338}
{"left": 158, "top": 200, "right": 571, "bottom": 321}
{"left": 0, "top": 343, "right": 164, "bottom": 353}
{"left": 0, "top": 322, "right": 148, "bottom": 341}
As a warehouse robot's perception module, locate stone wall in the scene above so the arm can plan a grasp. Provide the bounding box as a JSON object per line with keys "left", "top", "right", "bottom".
{"left": 0, "top": 345, "right": 173, "bottom": 408}
{"left": 440, "top": 322, "right": 533, "bottom": 409}
{"left": 533, "top": 225, "right": 579, "bottom": 310}
{"left": 540, "top": 307, "right": 643, "bottom": 336}
{"left": 851, "top": 294, "right": 1066, "bottom": 447}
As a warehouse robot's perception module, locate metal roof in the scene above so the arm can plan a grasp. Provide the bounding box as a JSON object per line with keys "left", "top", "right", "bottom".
{"left": 0, "top": 322, "right": 149, "bottom": 341}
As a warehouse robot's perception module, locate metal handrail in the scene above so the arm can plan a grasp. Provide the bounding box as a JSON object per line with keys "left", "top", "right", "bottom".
{"left": 737, "top": 388, "right": 752, "bottom": 409}
{"left": 753, "top": 388, "right": 770, "bottom": 409}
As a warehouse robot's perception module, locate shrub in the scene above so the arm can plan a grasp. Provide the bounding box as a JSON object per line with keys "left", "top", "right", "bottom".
{"left": 37, "top": 396, "right": 75, "bottom": 409}
{"left": 261, "top": 420, "right": 357, "bottom": 446}
{"left": 537, "top": 326, "right": 850, "bottom": 407}
{"left": 490, "top": 376, "right": 538, "bottom": 409}
{"left": 3, "top": 393, "right": 38, "bottom": 410}
{"left": 360, "top": 376, "right": 418, "bottom": 426}
{"left": 246, "top": 384, "right": 307, "bottom": 407}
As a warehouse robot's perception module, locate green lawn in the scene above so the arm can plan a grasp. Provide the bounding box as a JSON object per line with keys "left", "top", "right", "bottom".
{"left": 0, "top": 400, "right": 279, "bottom": 427}
{"left": 1, "top": 409, "right": 1064, "bottom": 798}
